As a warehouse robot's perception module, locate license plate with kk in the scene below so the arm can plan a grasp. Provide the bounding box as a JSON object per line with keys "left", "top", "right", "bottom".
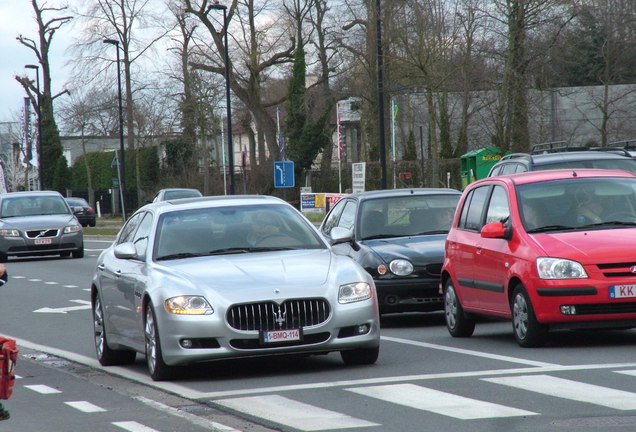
{"left": 609, "top": 285, "right": 636, "bottom": 299}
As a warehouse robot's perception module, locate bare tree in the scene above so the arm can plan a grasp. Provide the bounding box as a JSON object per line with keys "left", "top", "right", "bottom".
{"left": 15, "top": 0, "right": 72, "bottom": 190}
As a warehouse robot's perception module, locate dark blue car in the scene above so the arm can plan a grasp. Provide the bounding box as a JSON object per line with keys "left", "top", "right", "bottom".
{"left": 320, "top": 188, "right": 461, "bottom": 314}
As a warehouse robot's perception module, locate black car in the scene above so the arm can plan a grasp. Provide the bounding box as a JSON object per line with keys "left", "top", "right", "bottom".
{"left": 488, "top": 148, "right": 636, "bottom": 176}
{"left": 65, "top": 197, "right": 96, "bottom": 227}
{"left": 320, "top": 188, "right": 461, "bottom": 314}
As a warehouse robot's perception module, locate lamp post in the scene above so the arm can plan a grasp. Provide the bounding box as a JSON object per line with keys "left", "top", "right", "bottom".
{"left": 25, "top": 64, "right": 42, "bottom": 190}
{"left": 375, "top": 0, "right": 388, "bottom": 189}
{"left": 103, "top": 38, "right": 127, "bottom": 220}
{"left": 208, "top": 3, "right": 235, "bottom": 195}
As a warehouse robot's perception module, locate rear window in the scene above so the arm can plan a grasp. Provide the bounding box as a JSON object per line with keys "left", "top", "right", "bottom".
{"left": 536, "top": 159, "right": 636, "bottom": 173}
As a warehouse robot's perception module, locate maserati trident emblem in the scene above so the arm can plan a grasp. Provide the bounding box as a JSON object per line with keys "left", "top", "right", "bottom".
{"left": 274, "top": 306, "right": 286, "bottom": 328}
{"left": 630, "top": 265, "right": 636, "bottom": 274}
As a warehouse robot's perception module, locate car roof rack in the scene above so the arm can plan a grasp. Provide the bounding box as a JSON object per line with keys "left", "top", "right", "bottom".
{"left": 499, "top": 152, "right": 532, "bottom": 161}
{"left": 608, "top": 139, "right": 636, "bottom": 149}
{"left": 530, "top": 141, "right": 592, "bottom": 154}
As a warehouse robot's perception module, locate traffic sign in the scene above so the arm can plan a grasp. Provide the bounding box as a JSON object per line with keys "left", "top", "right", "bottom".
{"left": 274, "top": 161, "right": 295, "bottom": 188}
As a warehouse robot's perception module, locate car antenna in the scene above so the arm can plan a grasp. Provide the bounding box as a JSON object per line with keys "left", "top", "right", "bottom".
{"left": 572, "top": 170, "right": 578, "bottom": 177}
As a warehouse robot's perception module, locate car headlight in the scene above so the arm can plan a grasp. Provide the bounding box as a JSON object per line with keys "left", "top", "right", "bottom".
{"left": 64, "top": 224, "right": 82, "bottom": 234}
{"left": 339, "top": 282, "right": 372, "bottom": 304}
{"left": 0, "top": 229, "right": 20, "bottom": 237}
{"left": 536, "top": 257, "right": 587, "bottom": 279}
{"left": 165, "top": 296, "right": 213, "bottom": 315}
{"left": 389, "top": 259, "right": 413, "bottom": 276}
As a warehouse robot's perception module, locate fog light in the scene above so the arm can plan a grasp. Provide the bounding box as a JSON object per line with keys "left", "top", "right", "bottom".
{"left": 560, "top": 305, "right": 577, "bottom": 315}
{"left": 181, "top": 339, "right": 193, "bottom": 348}
{"left": 355, "top": 324, "right": 370, "bottom": 335}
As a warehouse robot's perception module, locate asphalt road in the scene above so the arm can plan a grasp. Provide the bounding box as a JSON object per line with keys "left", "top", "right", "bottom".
{"left": 4, "top": 240, "right": 636, "bottom": 431}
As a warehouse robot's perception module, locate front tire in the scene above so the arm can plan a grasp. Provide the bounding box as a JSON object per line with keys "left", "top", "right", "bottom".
{"left": 93, "top": 295, "right": 136, "bottom": 366}
{"left": 72, "top": 247, "right": 84, "bottom": 259}
{"left": 341, "top": 346, "right": 379, "bottom": 365}
{"left": 145, "top": 304, "right": 175, "bottom": 381}
{"left": 511, "top": 284, "right": 547, "bottom": 347}
{"left": 444, "top": 279, "right": 475, "bottom": 337}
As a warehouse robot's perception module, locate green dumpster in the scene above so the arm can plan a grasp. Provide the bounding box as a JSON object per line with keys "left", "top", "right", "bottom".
{"left": 460, "top": 147, "right": 503, "bottom": 188}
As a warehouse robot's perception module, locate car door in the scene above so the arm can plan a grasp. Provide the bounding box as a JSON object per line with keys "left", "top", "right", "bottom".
{"left": 115, "top": 211, "right": 153, "bottom": 348}
{"left": 448, "top": 185, "right": 491, "bottom": 309}
{"left": 98, "top": 212, "right": 144, "bottom": 338}
{"left": 473, "top": 185, "right": 512, "bottom": 314}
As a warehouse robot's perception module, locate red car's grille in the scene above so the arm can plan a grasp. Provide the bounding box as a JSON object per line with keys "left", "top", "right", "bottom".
{"left": 597, "top": 262, "right": 636, "bottom": 278}
{"left": 575, "top": 302, "right": 636, "bottom": 315}
{"left": 227, "top": 298, "right": 331, "bottom": 331}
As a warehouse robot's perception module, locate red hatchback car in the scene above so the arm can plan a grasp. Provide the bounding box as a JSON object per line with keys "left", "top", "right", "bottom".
{"left": 442, "top": 169, "right": 636, "bottom": 347}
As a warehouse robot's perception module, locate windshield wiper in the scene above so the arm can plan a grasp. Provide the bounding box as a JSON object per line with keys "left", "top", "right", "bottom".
{"left": 206, "top": 247, "right": 252, "bottom": 255}
{"left": 526, "top": 225, "right": 574, "bottom": 233}
{"left": 413, "top": 230, "right": 448, "bottom": 235}
{"left": 585, "top": 221, "right": 636, "bottom": 228}
{"left": 156, "top": 252, "right": 205, "bottom": 261}
{"left": 362, "top": 234, "right": 400, "bottom": 240}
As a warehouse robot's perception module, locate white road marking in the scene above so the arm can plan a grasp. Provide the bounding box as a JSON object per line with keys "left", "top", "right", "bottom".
{"left": 381, "top": 335, "right": 557, "bottom": 367}
{"left": 44, "top": 281, "right": 58, "bottom": 285}
{"left": 615, "top": 369, "right": 636, "bottom": 377}
{"left": 65, "top": 401, "right": 107, "bottom": 412}
{"left": 64, "top": 285, "right": 79, "bottom": 288}
{"left": 134, "top": 396, "right": 242, "bottom": 432}
{"left": 347, "top": 383, "right": 536, "bottom": 419}
{"left": 28, "top": 279, "right": 42, "bottom": 282}
{"left": 112, "top": 421, "right": 159, "bottom": 432}
{"left": 11, "top": 276, "right": 25, "bottom": 279}
{"left": 24, "top": 384, "right": 62, "bottom": 394}
{"left": 215, "top": 395, "right": 379, "bottom": 430}
{"left": 484, "top": 374, "right": 636, "bottom": 410}
{"left": 33, "top": 299, "right": 91, "bottom": 314}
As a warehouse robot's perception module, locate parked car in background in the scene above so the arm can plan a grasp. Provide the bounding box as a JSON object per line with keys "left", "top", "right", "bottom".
{"left": 65, "top": 197, "right": 96, "bottom": 227}
{"left": 442, "top": 169, "right": 636, "bottom": 347}
{"left": 320, "top": 188, "right": 461, "bottom": 314}
{"left": 0, "top": 191, "right": 83, "bottom": 262}
{"left": 488, "top": 149, "right": 636, "bottom": 177}
{"left": 151, "top": 188, "right": 202, "bottom": 202}
{"left": 92, "top": 195, "right": 380, "bottom": 381}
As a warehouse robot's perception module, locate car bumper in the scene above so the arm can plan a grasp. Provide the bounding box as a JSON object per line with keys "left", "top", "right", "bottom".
{"left": 530, "top": 277, "right": 636, "bottom": 329}
{"left": 155, "top": 300, "right": 381, "bottom": 366}
{"left": 374, "top": 278, "right": 443, "bottom": 313}
{"left": 1, "top": 232, "right": 83, "bottom": 258}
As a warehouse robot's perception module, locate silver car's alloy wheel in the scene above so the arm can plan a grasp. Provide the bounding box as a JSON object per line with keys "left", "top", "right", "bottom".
{"left": 512, "top": 293, "right": 529, "bottom": 340}
{"left": 145, "top": 307, "right": 158, "bottom": 376}
{"left": 93, "top": 297, "right": 106, "bottom": 359}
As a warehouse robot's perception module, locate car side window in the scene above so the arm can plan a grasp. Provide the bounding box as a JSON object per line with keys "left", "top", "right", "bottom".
{"left": 485, "top": 186, "right": 510, "bottom": 224}
{"left": 322, "top": 199, "right": 347, "bottom": 235}
{"left": 501, "top": 163, "right": 518, "bottom": 174}
{"left": 132, "top": 212, "right": 153, "bottom": 260}
{"left": 489, "top": 165, "right": 502, "bottom": 176}
{"left": 337, "top": 201, "right": 357, "bottom": 231}
{"left": 515, "top": 164, "right": 528, "bottom": 173}
{"left": 459, "top": 186, "right": 490, "bottom": 231}
{"left": 117, "top": 213, "right": 143, "bottom": 245}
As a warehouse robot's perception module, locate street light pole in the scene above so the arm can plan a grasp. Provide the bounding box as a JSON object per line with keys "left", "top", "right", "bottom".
{"left": 208, "top": 3, "right": 235, "bottom": 195}
{"left": 25, "top": 64, "right": 42, "bottom": 190}
{"left": 103, "top": 39, "right": 127, "bottom": 220}
{"left": 375, "top": 0, "right": 388, "bottom": 189}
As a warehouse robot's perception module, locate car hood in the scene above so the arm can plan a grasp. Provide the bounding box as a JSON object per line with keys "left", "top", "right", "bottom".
{"left": 361, "top": 235, "right": 446, "bottom": 264}
{"left": 531, "top": 228, "right": 636, "bottom": 264}
{"left": 158, "top": 249, "right": 334, "bottom": 298}
{"left": 0, "top": 214, "right": 76, "bottom": 229}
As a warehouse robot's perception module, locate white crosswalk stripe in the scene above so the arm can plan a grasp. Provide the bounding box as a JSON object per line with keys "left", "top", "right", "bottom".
{"left": 24, "top": 384, "right": 62, "bottom": 394}
{"left": 215, "top": 394, "right": 380, "bottom": 430}
{"left": 65, "top": 401, "right": 107, "bottom": 413}
{"left": 347, "top": 383, "right": 537, "bottom": 419}
{"left": 112, "top": 421, "right": 160, "bottom": 432}
{"left": 483, "top": 374, "right": 636, "bottom": 410}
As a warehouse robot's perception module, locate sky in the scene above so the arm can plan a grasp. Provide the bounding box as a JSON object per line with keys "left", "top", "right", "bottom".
{"left": 0, "top": 0, "right": 73, "bottom": 123}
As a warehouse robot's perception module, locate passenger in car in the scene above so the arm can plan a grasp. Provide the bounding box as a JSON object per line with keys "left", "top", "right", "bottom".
{"left": 574, "top": 188, "right": 603, "bottom": 225}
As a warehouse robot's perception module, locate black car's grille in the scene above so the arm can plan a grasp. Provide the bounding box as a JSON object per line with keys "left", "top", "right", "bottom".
{"left": 423, "top": 263, "right": 443, "bottom": 277}
{"left": 575, "top": 302, "right": 636, "bottom": 315}
{"left": 227, "top": 298, "right": 331, "bottom": 331}
{"left": 597, "top": 262, "right": 636, "bottom": 278}
{"left": 25, "top": 229, "right": 59, "bottom": 239}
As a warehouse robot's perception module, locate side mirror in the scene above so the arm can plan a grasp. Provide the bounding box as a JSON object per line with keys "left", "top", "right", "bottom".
{"left": 329, "top": 226, "right": 354, "bottom": 245}
{"left": 114, "top": 242, "right": 137, "bottom": 259}
{"left": 481, "top": 222, "right": 511, "bottom": 240}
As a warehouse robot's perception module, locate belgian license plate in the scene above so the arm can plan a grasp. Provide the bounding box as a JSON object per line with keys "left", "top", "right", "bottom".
{"left": 34, "top": 238, "right": 52, "bottom": 245}
{"left": 609, "top": 285, "right": 636, "bottom": 299}
{"left": 261, "top": 329, "right": 302, "bottom": 344}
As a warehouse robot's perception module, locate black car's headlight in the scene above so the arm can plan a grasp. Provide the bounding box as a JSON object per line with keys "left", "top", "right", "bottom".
{"left": 339, "top": 282, "right": 372, "bottom": 304}
{"left": 64, "top": 224, "right": 82, "bottom": 234}
{"left": 388, "top": 259, "right": 414, "bottom": 276}
{"left": 165, "top": 296, "right": 213, "bottom": 315}
{"left": 0, "top": 229, "right": 20, "bottom": 237}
